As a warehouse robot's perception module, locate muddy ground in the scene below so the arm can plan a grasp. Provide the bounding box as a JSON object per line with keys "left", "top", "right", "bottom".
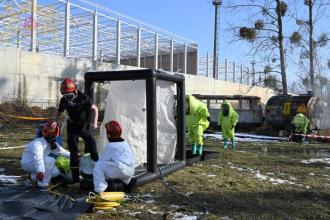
{"left": 1, "top": 124, "right": 330, "bottom": 220}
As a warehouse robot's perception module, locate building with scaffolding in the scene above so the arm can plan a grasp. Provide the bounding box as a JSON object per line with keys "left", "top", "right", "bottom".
{"left": 0, "top": 0, "right": 199, "bottom": 74}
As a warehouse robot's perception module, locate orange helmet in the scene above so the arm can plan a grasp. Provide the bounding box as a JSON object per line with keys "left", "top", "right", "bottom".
{"left": 105, "top": 120, "right": 122, "bottom": 138}
{"left": 60, "top": 78, "right": 77, "bottom": 94}
{"left": 41, "top": 121, "right": 60, "bottom": 138}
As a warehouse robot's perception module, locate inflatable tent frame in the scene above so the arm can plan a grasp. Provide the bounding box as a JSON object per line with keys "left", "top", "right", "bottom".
{"left": 84, "top": 69, "right": 186, "bottom": 188}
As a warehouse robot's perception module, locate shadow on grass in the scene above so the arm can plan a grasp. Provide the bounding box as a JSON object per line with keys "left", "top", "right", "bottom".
{"left": 157, "top": 190, "right": 330, "bottom": 219}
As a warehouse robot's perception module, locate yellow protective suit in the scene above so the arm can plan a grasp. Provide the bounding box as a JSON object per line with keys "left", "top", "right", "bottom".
{"left": 186, "top": 95, "right": 210, "bottom": 145}
{"left": 218, "top": 100, "right": 239, "bottom": 141}
{"left": 292, "top": 113, "right": 310, "bottom": 134}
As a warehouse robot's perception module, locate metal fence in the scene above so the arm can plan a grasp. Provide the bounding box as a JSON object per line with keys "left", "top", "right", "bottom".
{"left": 0, "top": 98, "right": 58, "bottom": 118}
{"left": 199, "top": 55, "right": 266, "bottom": 87}
{"left": 0, "top": 0, "right": 198, "bottom": 74}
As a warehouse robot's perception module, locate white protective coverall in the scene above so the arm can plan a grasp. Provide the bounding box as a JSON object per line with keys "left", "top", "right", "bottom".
{"left": 93, "top": 139, "right": 135, "bottom": 192}
{"left": 20, "top": 137, "right": 70, "bottom": 187}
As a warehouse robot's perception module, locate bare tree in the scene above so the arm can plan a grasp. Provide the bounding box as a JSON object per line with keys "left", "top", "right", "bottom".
{"left": 289, "top": 0, "right": 330, "bottom": 94}
{"left": 227, "top": 0, "right": 289, "bottom": 94}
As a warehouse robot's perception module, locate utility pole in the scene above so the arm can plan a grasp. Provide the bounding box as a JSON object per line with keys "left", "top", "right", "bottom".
{"left": 251, "top": 60, "right": 256, "bottom": 86}
{"left": 213, "top": 0, "right": 222, "bottom": 80}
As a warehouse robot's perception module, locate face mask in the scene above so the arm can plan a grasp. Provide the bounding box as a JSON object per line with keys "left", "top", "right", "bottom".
{"left": 44, "top": 136, "right": 57, "bottom": 149}
{"left": 63, "top": 92, "right": 76, "bottom": 101}
{"left": 222, "top": 105, "right": 230, "bottom": 117}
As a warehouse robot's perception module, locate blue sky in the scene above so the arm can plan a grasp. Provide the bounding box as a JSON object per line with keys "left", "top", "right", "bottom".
{"left": 91, "top": 0, "right": 329, "bottom": 81}
{"left": 96, "top": 0, "right": 218, "bottom": 57}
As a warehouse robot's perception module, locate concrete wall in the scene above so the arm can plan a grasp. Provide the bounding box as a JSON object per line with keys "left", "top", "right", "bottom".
{"left": 0, "top": 47, "right": 139, "bottom": 103}
{"left": 0, "top": 48, "right": 276, "bottom": 105}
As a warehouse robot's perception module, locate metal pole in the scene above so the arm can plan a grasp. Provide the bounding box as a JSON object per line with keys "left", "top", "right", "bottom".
{"left": 225, "top": 59, "right": 228, "bottom": 81}
{"left": 64, "top": 0, "right": 70, "bottom": 57}
{"left": 31, "top": 0, "right": 37, "bottom": 52}
{"left": 213, "top": 3, "right": 218, "bottom": 79}
{"left": 251, "top": 61, "right": 256, "bottom": 86}
{"left": 146, "top": 76, "right": 157, "bottom": 173}
{"left": 154, "top": 33, "right": 158, "bottom": 69}
{"left": 16, "top": 30, "right": 20, "bottom": 48}
{"left": 196, "top": 49, "right": 199, "bottom": 75}
{"left": 137, "top": 27, "right": 141, "bottom": 67}
{"left": 213, "top": 0, "right": 222, "bottom": 79}
{"left": 247, "top": 67, "right": 250, "bottom": 85}
{"left": 116, "top": 19, "right": 121, "bottom": 64}
{"left": 240, "top": 64, "right": 243, "bottom": 84}
{"left": 177, "top": 79, "right": 186, "bottom": 161}
{"left": 92, "top": 11, "right": 98, "bottom": 61}
{"left": 170, "top": 39, "right": 174, "bottom": 72}
{"left": 206, "top": 53, "right": 209, "bottom": 77}
{"left": 184, "top": 43, "right": 188, "bottom": 74}
{"left": 233, "top": 62, "right": 236, "bottom": 83}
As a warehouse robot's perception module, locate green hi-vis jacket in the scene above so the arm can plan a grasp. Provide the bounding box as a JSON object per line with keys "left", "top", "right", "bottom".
{"left": 186, "top": 95, "right": 210, "bottom": 130}
{"left": 292, "top": 113, "right": 310, "bottom": 134}
{"left": 218, "top": 100, "right": 239, "bottom": 131}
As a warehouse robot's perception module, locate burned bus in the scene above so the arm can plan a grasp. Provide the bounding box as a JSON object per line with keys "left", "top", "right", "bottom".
{"left": 192, "top": 94, "right": 264, "bottom": 130}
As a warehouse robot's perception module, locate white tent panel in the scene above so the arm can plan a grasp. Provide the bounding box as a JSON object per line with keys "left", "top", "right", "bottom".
{"left": 97, "top": 80, "right": 177, "bottom": 166}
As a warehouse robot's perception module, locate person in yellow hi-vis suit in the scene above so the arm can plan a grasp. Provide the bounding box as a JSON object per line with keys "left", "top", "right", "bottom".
{"left": 186, "top": 95, "right": 210, "bottom": 155}
{"left": 291, "top": 112, "right": 310, "bottom": 142}
{"left": 218, "top": 100, "right": 239, "bottom": 149}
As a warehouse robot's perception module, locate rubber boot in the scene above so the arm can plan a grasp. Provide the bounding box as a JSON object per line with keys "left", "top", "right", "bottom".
{"left": 232, "top": 139, "right": 236, "bottom": 149}
{"left": 197, "top": 144, "right": 203, "bottom": 155}
{"left": 71, "top": 167, "right": 80, "bottom": 183}
{"left": 223, "top": 139, "right": 228, "bottom": 149}
{"left": 192, "top": 143, "right": 197, "bottom": 155}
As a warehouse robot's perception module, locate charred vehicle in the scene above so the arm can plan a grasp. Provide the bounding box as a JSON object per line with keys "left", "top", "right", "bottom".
{"left": 265, "top": 94, "right": 326, "bottom": 135}
{"left": 192, "top": 94, "right": 264, "bottom": 129}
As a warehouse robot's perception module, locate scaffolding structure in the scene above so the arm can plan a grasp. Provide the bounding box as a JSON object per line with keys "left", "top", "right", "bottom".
{"left": 0, "top": 0, "right": 198, "bottom": 73}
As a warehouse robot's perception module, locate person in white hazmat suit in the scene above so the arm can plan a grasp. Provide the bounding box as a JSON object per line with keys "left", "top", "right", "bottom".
{"left": 93, "top": 120, "right": 136, "bottom": 193}
{"left": 21, "top": 121, "right": 70, "bottom": 188}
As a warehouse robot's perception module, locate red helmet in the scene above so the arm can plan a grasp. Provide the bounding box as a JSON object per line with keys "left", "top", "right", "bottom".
{"left": 42, "top": 121, "right": 60, "bottom": 138}
{"left": 105, "top": 120, "right": 122, "bottom": 138}
{"left": 60, "top": 78, "right": 77, "bottom": 94}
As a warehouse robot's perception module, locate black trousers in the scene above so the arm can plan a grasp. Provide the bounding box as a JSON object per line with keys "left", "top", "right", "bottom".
{"left": 292, "top": 133, "right": 305, "bottom": 143}
{"left": 67, "top": 122, "right": 99, "bottom": 182}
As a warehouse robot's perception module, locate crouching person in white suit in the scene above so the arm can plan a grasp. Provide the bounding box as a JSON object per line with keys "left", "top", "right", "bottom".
{"left": 93, "top": 120, "right": 135, "bottom": 193}
{"left": 21, "top": 121, "right": 70, "bottom": 188}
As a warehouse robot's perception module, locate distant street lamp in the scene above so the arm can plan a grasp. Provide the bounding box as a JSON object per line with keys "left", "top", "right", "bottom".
{"left": 213, "top": 0, "right": 222, "bottom": 79}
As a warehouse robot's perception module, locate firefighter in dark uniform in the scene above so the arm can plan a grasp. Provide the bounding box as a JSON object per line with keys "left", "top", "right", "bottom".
{"left": 54, "top": 78, "right": 99, "bottom": 183}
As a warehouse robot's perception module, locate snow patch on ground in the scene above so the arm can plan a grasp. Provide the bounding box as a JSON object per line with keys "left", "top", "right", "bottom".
{"left": 140, "top": 193, "right": 158, "bottom": 204}
{"left": 221, "top": 216, "right": 233, "bottom": 220}
{"left": 173, "top": 212, "right": 198, "bottom": 220}
{"left": 204, "top": 132, "right": 286, "bottom": 143}
{"left": 228, "top": 165, "right": 308, "bottom": 187}
{"left": 201, "top": 173, "right": 217, "bottom": 177}
{"left": 128, "top": 212, "right": 141, "bottom": 216}
{"left": 301, "top": 158, "right": 330, "bottom": 165}
{"left": 147, "top": 209, "right": 163, "bottom": 215}
{"left": 211, "top": 164, "right": 222, "bottom": 169}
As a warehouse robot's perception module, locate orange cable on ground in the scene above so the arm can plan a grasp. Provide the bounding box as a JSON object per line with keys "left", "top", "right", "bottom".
{"left": 0, "top": 112, "right": 52, "bottom": 121}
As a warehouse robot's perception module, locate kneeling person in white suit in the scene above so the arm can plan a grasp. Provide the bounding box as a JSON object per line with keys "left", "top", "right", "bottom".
{"left": 21, "top": 121, "right": 70, "bottom": 188}
{"left": 93, "top": 120, "right": 135, "bottom": 193}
